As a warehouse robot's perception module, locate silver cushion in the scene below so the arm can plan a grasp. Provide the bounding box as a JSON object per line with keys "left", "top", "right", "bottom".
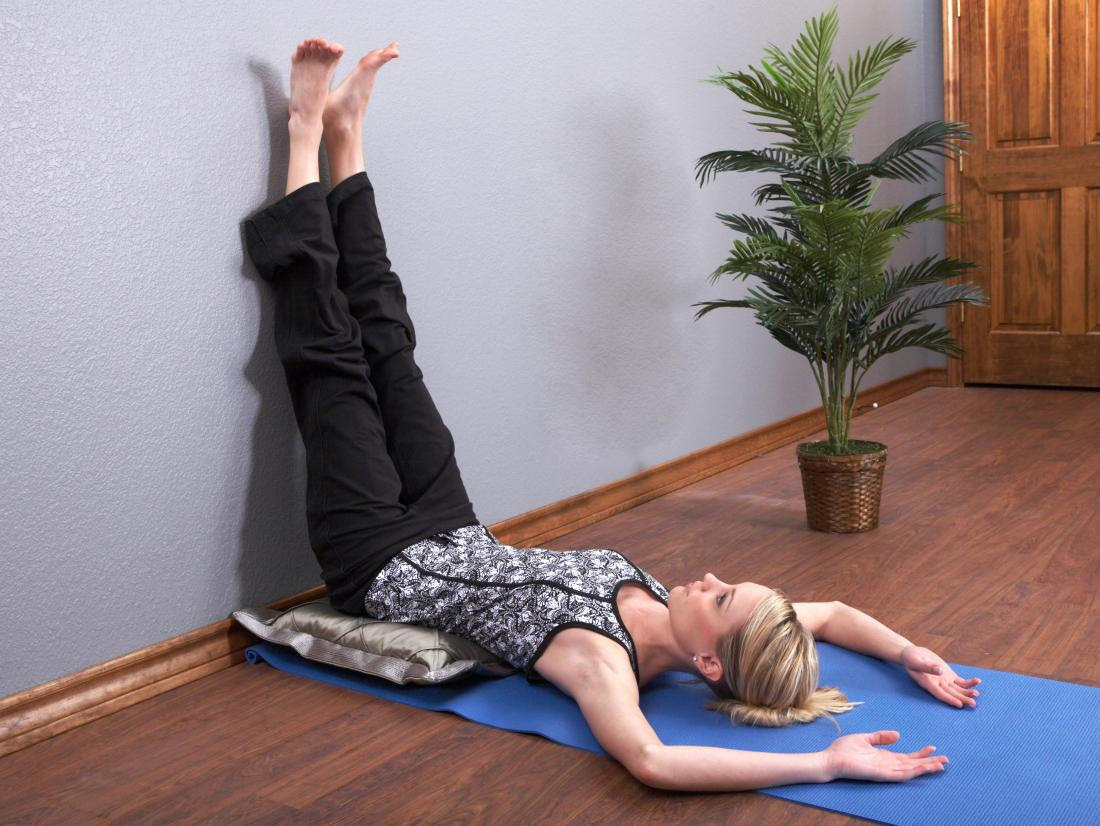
{"left": 232, "top": 599, "right": 515, "bottom": 685}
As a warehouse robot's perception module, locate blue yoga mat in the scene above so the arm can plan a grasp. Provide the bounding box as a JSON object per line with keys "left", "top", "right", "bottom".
{"left": 245, "top": 640, "right": 1100, "bottom": 825}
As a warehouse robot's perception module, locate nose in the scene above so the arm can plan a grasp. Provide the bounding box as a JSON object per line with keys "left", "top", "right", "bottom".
{"left": 704, "top": 572, "right": 734, "bottom": 592}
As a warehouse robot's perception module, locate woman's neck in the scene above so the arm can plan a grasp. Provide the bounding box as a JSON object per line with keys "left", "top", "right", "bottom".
{"left": 619, "top": 587, "right": 693, "bottom": 684}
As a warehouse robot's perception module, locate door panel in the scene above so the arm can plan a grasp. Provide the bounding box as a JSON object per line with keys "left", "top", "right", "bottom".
{"left": 957, "top": 0, "right": 1100, "bottom": 386}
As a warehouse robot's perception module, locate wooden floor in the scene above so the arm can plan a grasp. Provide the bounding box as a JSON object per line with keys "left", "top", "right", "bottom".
{"left": 3, "top": 386, "right": 1098, "bottom": 824}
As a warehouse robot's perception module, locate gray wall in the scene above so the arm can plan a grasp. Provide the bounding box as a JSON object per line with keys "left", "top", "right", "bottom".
{"left": 0, "top": 1, "right": 948, "bottom": 697}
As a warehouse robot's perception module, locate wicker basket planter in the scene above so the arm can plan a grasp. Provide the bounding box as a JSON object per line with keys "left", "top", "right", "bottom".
{"left": 796, "top": 440, "right": 888, "bottom": 533}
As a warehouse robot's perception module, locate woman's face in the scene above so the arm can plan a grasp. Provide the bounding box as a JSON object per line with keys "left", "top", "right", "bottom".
{"left": 668, "top": 573, "right": 774, "bottom": 676}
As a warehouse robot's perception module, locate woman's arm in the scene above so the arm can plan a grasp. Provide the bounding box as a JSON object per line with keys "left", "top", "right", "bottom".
{"left": 640, "top": 742, "right": 830, "bottom": 791}
{"left": 536, "top": 641, "right": 946, "bottom": 791}
{"left": 822, "top": 602, "right": 914, "bottom": 664}
{"left": 823, "top": 603, "right": 982, "bottom": 708}
{"left": 564, "top": 656, "right": 831, "bottom": 790}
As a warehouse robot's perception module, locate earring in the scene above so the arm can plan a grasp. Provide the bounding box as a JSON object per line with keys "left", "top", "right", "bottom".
{"left": 692, "top": 655, "right": 698, "bottom": 663}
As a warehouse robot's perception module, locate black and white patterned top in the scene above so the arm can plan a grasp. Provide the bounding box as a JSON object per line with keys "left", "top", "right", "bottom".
{"left": 362, "top": 523, "right": 669, "bottom": 682}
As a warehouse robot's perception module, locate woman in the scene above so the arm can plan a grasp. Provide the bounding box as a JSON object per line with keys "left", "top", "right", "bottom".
{"left": 244, "top": 37, "right": 980, "bottom": 792}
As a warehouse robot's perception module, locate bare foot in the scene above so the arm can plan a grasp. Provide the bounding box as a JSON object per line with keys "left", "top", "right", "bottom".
{"left": 288, "top": 38, "right": 345, "bottom": 132}
{"left": 323, "top": 41, "right": 400, "bottom": 132}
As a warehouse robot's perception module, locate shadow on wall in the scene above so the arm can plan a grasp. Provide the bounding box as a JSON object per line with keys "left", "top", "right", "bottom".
{"left": 561, "top": 90, "right": 693, "bottom": 462}
{"left": 248, "top": 57, "right": 292, "bottom": 209}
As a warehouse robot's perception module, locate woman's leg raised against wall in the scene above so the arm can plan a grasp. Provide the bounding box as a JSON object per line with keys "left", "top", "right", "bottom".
{"left": 319, "top": 44, "right": 478, "bottom": 524}
{"left": 243, "top": 39, "right": 471, "bottom": 613}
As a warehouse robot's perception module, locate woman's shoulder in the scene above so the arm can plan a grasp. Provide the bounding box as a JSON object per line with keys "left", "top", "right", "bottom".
{"left": 534, "top": 626, "right": 636, "bottom": 688}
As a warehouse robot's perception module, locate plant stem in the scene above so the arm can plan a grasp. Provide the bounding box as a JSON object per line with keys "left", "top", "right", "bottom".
{"left": 830, "top": 347, "right": 846, "bottom": 452}
{"left": 810, "top": 359, "right": 828, "bottom": 413}
{"left": 849, "top": 367, "right": 866, "bottom": 442}
{"left": 844, "top": 360, "right": 860, "bottom": 443}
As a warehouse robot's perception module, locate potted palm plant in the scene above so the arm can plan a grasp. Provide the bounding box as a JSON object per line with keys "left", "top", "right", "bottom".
{"left": 693, "top": 5, "right": 987, "bottom": 532}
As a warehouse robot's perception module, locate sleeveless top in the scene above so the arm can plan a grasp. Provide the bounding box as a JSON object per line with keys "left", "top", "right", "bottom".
{"left": 362, "top": 523, "right": 669, "bottom": 682}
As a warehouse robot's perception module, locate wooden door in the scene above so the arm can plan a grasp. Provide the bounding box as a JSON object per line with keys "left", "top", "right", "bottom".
{"left": 954, "top": 0, "right": 1100, "bottom": 386}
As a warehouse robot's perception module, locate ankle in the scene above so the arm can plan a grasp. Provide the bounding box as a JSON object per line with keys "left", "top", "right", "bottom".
{"left": 327, "top": 142, "right": 366, "bottom": 187}
{"left": 288, "top": 114, "right": 324, "bottom": 144}
{"left": 322, "top": 117, "right": 360, "bottom": 145}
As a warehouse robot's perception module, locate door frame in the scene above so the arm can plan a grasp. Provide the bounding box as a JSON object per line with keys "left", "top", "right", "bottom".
{"left": 942, "top": 0, "right": 965, "bottom": 386}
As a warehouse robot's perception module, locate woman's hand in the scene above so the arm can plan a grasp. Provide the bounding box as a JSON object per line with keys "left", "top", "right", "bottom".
{"left": 824, "top": 730, "right": 948, "bottom": 782}
{"left": 900, "top": 644, "right": 981, "bottom": 708}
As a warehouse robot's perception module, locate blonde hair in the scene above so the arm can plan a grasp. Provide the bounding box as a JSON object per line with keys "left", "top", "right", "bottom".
{"left": 705, "top": 588, "right": 862, "bottom": 730}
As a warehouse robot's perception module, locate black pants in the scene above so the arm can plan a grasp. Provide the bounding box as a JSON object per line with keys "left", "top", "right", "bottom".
{"left": 243, "top": 173, "right": 480, "bottom": 614}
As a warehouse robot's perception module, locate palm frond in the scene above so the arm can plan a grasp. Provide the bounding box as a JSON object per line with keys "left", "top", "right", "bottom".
{"left": 787, "top": 197, "right": 863, "bottom": 276}
{"left": 883, "top": 193, "right": 964, "bottom": 229}
{"left": 706, "top": 233, "right": 811, "bottom": 285}
{"left": 867, "top": 323, "right": 964, "bottom": 360}
{"left": 840, "top": 208, "right": 909, "bottom": 297}
{"left": 691, "top": 299, "right": 752, "bottom": 321}
{"left": 714, "top": 212, "right": 781, "bottom": 238}
{"left": 859, "top": 255, "right": 982, "bottom": 319}
{"left": 694, "top": 147, "right": 809, "bottom": 186}
{"left": 705, "top": 67, "right": 820, "bottom": 154}
{"left": 826, "top": 34, "right": 918, "bottom": 153}
{"left": 866, "top": 120, "right": 974, "bottom": 183}
{"left": 764, "top": 324, "right": 816, "bottom": 357}
{"left": 762, "top": 9, "right": 838, "bottom": 94}
{"left": 862, "top": 282, "right": 987, "bottom": 362}
{"left": 760, "top": 7, "right": 841, "bottom": 153}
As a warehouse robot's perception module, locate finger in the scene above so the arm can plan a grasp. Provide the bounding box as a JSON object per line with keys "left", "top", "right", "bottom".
{"left": 948, "top": 684, "right": 977, "bottom": 706}
{"left": 897, "top": 750, "right": 948, "bottom": 764}
{"left": 929, "top": 684, "right": 956, "bottom": 705}
{"left": 943, "top": 688, "right": 965, "bottom": 708}
{"left": 920, "top": 759, "right": 948, "bottom": 774}
{"left": 899, "top": 758, "right": 947, "bottom": 781}
{"left": 933, "top": 686, "right": 963, "bottom": 707}
{"left": 905, "top": 754, "right": 949, "bottom": 768}
{"left": 954, "top": 686, "right": 981, "bottom": 708}
{"left": 956, "top": 676, "right": 981, "bottom": 686}
{"left": 947, "top": 686, "right": 976, "bottom": 708}
{"left": 868, "top": 730, "right": 900, "bottom": 746}
{"left": 906, "top": 745, "right": 936, "bottom": 758}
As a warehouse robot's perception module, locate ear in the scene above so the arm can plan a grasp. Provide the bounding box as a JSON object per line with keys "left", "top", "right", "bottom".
{"left": 696, "top": 650, "right": 723, "bottom": 683}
